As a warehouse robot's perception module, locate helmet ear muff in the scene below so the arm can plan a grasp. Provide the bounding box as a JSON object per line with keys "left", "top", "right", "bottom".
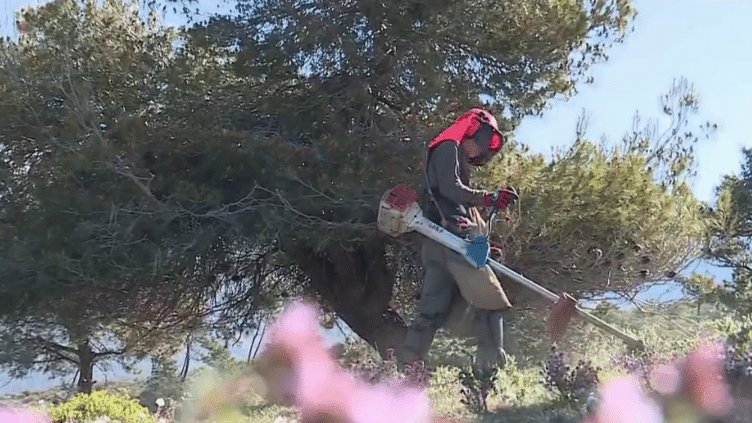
{"left": 474, "top": 118, "right": 505, "bottom": 150}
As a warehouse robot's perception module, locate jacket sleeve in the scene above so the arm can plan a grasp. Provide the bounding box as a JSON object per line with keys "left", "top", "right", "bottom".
{"left": 430, "top": 142, "right": 489, "bottom": 207}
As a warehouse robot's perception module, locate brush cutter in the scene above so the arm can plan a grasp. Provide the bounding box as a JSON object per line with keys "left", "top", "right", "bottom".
{"left": 377, "top": 184, "right": 645, "bottom": 351}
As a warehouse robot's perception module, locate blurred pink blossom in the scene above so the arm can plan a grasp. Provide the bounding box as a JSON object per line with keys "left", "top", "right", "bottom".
{"left": 0, "top": 407, "right": 50, "bottom": 423}
{"left": 585, "top": 342, "right": 736, "bottom": 423}
{"left": 256, "top": 300, "right": 432, "bottom": 423}
{"left": 650, "top": 363, "right": 682, "bottom": 396}
{"left": 678, "top": 342, "right": 733, "bottom": 417}
{"left": 648, "top": 342, "right": 733, "bottom": 417}
{"left": 581, "top": 375, "right": 663, "bottom": 423}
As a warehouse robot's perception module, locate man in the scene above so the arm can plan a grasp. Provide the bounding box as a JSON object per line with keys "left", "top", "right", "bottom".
{"left": 396, "top": 107, "right": 519, "bottom": 374}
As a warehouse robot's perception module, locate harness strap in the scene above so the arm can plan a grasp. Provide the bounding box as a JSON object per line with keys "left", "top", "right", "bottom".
{"left": 424, "top": 146, "right": 450, "bottom": 228}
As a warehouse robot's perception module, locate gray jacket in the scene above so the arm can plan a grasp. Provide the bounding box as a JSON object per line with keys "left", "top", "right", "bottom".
{"left": 424, "top": 141, "right": 490, "bottom": 231}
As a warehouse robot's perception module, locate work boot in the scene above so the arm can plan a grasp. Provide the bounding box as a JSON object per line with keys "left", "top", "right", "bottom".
{"left": 473, "top": 309, "right": 507, "bottom": 373}
{"left": 395, "top": 314, "right": 439, "bottom": 372}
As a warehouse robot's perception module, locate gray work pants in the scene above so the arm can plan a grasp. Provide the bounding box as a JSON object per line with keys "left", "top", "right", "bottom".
{"left": 396, "top": 238, "right": 509, "bottom": 372}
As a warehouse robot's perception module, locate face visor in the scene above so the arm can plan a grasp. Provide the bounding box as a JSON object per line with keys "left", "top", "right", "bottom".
{"left": 467, "top": 111, "right": 504, "bottom": 166}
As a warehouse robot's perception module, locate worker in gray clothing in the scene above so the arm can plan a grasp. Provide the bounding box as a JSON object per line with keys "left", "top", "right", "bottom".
{"left": 396, "top": 107, "right": 519, "bottom": 373}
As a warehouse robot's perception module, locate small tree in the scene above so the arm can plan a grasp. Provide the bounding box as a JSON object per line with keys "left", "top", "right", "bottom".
{"left": 0, "top": 0, "right": 234, "bottom": 392}
{"left": 705, "top": 148, "right": 752, "bottom": 317}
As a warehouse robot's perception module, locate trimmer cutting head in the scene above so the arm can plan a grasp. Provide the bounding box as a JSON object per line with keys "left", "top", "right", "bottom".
{"left": 549, "top": 293, "right": 579, "bottom": 343}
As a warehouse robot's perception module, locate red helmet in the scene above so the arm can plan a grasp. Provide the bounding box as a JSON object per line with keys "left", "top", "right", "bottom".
{"left": 428, "top": 108, "right": 504, "bottom": 165}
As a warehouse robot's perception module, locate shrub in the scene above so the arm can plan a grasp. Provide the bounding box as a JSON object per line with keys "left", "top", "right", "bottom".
{"left": 340, "top": 339, "right": 401, "bottom": 384}
{"left": 137, "top": 357, "right": 186, "bottom": 414}
{"left": 48, "top": 390, "right": 156, "bottom": 423}
{"left": 425, "top": 332, "right": 477, "bottom": 369}
{"left": 543, "top": 346, "right": 600, "bottom": 409}
{"left": 458, "top": 366, "right": 498, "bottom": 415}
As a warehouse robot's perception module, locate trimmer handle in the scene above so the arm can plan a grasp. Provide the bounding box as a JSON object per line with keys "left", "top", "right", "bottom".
{"left": 487, "top": 192, "right": 501, "bottom": 236}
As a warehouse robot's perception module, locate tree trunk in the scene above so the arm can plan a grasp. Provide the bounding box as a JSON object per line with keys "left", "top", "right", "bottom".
{"left": 288, "top": 239, "right": 408, "bottom": 359}
{"left": 150, "top": 356, "right": 160, "bottom": 376}
{"left": 76, "top": 339, "right": 96, "bottom": 394}
{"left": 180, "top": 333, "right": 191, "bottom": 381}
{"left": 247, "top": 323, "right": 266, "bottom": 364}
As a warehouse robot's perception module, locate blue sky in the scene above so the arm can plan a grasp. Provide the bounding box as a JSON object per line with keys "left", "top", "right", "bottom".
{"left": 515, "top": 0, "right": 752, "bottom": 206}
{"left": 1, "top": 0, "right": 751, "bottom": 395}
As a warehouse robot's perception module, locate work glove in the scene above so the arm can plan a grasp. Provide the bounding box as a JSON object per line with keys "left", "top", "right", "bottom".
{"left": 447, "top": 216, "right": 477, "bottom": 238}
{"left": 490, "top": 246, "right": 504, "bottom": 261}
{"left": 454, "top": 216, "right": 474, "bottom": 230}
{"left": 483, "top": 187, "right": 519, "bottom": 210}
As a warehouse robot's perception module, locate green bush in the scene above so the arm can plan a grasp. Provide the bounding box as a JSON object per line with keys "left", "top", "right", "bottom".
{"left": 426, "top": 331, "right": 477, "bottom": 369}
{"left": 138, "top": 357, "right": 186, "bottom": 414}
{"left": 711, "top": 313, "right": 752, "bottom": 350}
{"left": 49, "top": 389, "right": 156, "bottom": 423}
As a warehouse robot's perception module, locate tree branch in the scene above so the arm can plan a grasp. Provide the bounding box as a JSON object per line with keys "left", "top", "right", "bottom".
{"left": 92, "top": 348, "right": 127, "bottom": 359}
{"left": 35, "top": 340, "right": 80, "bottom": 366}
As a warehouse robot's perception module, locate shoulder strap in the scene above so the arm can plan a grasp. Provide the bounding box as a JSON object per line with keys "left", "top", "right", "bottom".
{"left": 424, "top": 146, "right": 449, "bottom": 228}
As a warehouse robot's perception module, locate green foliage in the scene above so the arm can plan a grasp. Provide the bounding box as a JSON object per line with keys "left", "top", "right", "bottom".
{"left": 676, "top": 272, "right": 724, "bottom": 315}
{"left": 338, "top": 336, "right": 389, "bottom": 375}
{"left": 142, "top": 328, "right": 254, "bottom": 421}
{"left": 0, "top": 0, "right": 253, "bottom": 304}
{"left": 593, "top": 301, "right": 619, "bottom": 317}
{"left": 0, "top": 0, "right": 233, "bottom": 300}
{"left": 710, "top": 313, "right": 752, "bottom": 354}
{"left": 492, "top": 355, "right": 553, "bottom": 408}
{"left": 705, "top": 148, "right": 752, "bottom": 316}
{"left": 501, "top": 295, "right": 725, "bottom": 380}
{"left": 480, "top": 137, "right": 706, "bottom": 299}
{"left": 6, "top": 300, "right": 750, "bottom": 423}
{"left": 542, "top": 347, "right": 600, "bottom": 411}
{"left": 138, "top": 356, "right": 186, "bottom": 414}
{"left": 458, "top": 366, "right": 499, "bottom": 415}
{"left": 194, "top": 331, "right": 248, "bottom": 375}
{"left": 141, "top": 0, "right": 638, "bottom": 258}
{"left": 181, "top": 0, "right": 635, "bottom": 121}
{"left": 48, "top": 389, "right": 156, "bottom": 423}
{"left": 0, "top": 0, "right": 258, "bottom": 386}
{"left": 425, "top": 332, "right": 477, "bottom": 369}
{"left": 335, "top": 337, "right": 554, "bottom": 418}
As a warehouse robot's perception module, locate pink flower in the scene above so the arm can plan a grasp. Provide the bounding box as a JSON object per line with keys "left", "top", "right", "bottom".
{"left": 678, "top": 343, "right": 732, "bottom": 417}
{"left": 650, "top": 363, "right": 682, "bottom": 396}
{"left": 581, "top": 375, "right": 663, "bottom": 423}
{"left": 586, "top": 343, "right": 736, "bottom": 423}
{"left": 256, "top": 300, "right": 432, "bottom": 423}
{"left": 0, "top": 408, "right": 50, "bottom": 423}
{"left": 647, "top": 343, "right": 733, "bottom": 417}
